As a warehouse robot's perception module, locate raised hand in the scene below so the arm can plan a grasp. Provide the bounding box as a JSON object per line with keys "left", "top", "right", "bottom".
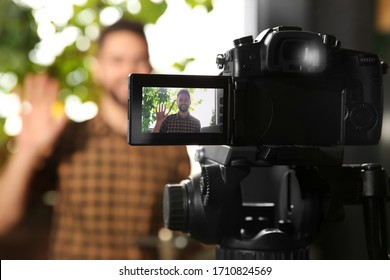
{"left": 15, "top": 73, "right": 67, "bottom": 159}
{"left": 0, "top": 74, "right": 68, "bottom": 233}
{"left": 156, "top": 103, "right": 167, "bottom": 122}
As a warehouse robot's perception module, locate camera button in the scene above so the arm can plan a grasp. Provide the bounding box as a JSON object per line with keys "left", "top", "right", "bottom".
{"left": 350, "top": 103, "right": 377, "bottom": 132}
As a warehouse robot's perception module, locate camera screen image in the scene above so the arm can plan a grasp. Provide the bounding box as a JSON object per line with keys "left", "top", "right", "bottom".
{"left": 128, "top": 74, "right": 230, "bottom": 145}
{"left": 141, "top": 87, "right": 223, "bottom": 134}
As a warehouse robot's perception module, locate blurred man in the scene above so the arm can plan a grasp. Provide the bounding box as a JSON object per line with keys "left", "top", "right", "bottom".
{"left": 0, "top": 20, "right": 191, "bottom": 259}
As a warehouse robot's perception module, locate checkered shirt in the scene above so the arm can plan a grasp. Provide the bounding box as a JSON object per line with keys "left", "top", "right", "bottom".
{"left": 160, "top": 113, "right": 201, "bottom": 133}
{"left": 46, "top": 114, "right": 190, "bottom": 259}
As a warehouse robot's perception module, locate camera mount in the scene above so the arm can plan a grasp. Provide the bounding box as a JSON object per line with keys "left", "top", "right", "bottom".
{"left": 164, "top": 145, "right": 389, "bottom": 259}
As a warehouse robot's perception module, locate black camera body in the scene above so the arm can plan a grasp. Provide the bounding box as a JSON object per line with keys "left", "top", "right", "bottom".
{"left": 128, "top": 26, "right": 384, "bottom": 146}
{"left": 219, "top": 26, "right": 383, "bottom": 146}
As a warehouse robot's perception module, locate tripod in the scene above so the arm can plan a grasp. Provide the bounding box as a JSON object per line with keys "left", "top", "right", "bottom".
{"left": 164, "top": 145, "right": 389, "bottom": 259}
{"left": 198, "top": 146, "right": 390, "bottom": 260}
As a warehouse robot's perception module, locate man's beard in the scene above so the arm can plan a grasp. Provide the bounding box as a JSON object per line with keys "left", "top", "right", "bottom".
{"left": 109, "top": 90, "right": 128, "bottom": 109}
{"left": 179, "top": 105, "right": 189, "bottom": 113}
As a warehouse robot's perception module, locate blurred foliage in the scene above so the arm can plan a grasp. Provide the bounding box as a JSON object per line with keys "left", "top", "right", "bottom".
{"left": 0, "top": 0, "right": 214, "bottom": 90}
{"left": 0, "top": 1, "right": 40, "bottom": 80}
{"left": 0, "top": 0, "right": 214, "bottom": 157}
{"left": 142, "top": 87, "right": 172, "bottom": 132}
{"left": 172, "top": 57, "right": 195, "bottom": 72}
{"left": 0, "top": 0, "right": 171, "bottom": 101}
{"left": 185, "top": 0, "right": 213, "bottom": 12}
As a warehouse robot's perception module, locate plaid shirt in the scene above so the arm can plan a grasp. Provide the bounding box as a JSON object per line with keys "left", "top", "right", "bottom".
{"left": 44, "top": 114, "right": 190, "bottom": 259}
{"left": 160, "top": 113, "right": 201, "bottom": 133}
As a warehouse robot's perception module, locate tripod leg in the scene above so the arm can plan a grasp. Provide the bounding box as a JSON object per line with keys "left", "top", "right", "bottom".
{"left": 362, "top": 197, "right": 388, "bottom": 259}
{"left": 361, "top": 164, "right": 389, "bottom": 259}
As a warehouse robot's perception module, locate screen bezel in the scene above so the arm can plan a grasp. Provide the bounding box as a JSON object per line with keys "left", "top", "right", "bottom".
{"left": 128, "top": 73, "right": 230, "bottom": 145}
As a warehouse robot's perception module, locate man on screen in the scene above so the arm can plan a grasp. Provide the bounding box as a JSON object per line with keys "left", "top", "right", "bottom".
{"left": 153, "top": 89, "right": 201, "bottom": 133}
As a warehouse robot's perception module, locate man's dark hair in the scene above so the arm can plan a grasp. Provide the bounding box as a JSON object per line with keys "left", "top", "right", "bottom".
{"left": 177, "top": 89, "right": 190, "bottom": 98}
{"left": 98, "top": 19, "right": 148, "bottom": 48}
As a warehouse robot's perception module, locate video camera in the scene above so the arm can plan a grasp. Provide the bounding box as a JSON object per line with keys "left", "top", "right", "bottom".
{"left": 128, "top": 26, "right": 389, "bottom": 259}
{"left": 128, "top": 26, "right": 385, "bottom": 146}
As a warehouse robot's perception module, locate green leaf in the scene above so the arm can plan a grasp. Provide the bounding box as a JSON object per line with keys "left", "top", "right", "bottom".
{"left": 122, "top": 0, "right": 168, "bottom": 24}
{"left": 0, "top": 1, "right": 39, "bottom": 78}
{"left": 185, "top": 0, "right": 214, "bottom": 12}
{"left": 172, "top": 57, "right": 195, "bottom": 72}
